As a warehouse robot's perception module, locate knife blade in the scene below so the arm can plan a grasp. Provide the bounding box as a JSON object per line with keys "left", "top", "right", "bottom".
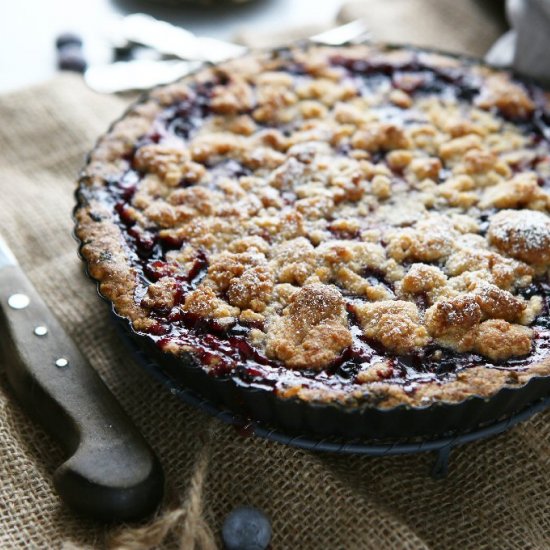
{"left": 0, "top": 236, "right": 16, "bottom": 269}
{"left": 0, "top": 234, "right": 163, "bottom": 521}
{"left": 309, "top": 19, "right": 370, "bottom": 45}
{"left": 85, "top": 59, "right": 202, "bottom": 94}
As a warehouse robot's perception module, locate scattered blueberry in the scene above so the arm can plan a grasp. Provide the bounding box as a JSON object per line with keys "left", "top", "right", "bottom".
{"left": 58, "top": 47, "right": 87, "bottom": 73}
{"left": 222, "top": 506, "right": 272, "bottom": 550}
{"left": 55, "top": 32, "right": 83, "bottom": 50}
{"left": 55, "top": 32, "right": 86, "bottom": 73}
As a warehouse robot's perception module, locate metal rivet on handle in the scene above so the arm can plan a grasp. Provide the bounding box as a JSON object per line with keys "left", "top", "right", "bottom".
{"left": 34, "top": 325, "right": 48, "bottom": 337}
{"left": 8, "top": 293, "right": 30, "bottom": 310}
{"left": 55, "top": 358, "right": 69, "bottom": 368}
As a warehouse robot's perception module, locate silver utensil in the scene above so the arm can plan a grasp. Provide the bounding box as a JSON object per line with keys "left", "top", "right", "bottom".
{"left": 86, "top": 59, "right": 203, "bottom": 94}
{"left": 119, "top": 13, "right": 247, "bottom": 63}
{"left": 85, "top": 15, "right": 370, "bottom": 93}
{"left": 309, "top": 19, "right": 370, "bottom": 45}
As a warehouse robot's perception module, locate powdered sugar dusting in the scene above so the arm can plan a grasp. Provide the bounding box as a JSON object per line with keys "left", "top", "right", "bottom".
{"left": 489, "top": 210, "right": 550, "bottom": 264}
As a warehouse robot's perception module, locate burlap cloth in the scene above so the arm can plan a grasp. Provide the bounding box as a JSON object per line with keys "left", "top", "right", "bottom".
{"left": 0, "top": 2, "right": 549, "bottom": 548}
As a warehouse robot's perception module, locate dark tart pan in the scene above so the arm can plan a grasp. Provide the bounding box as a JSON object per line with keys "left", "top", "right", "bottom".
{"left": 75, "top": 43, "right": 550, "bottom": 443}
{"left": 115, "top": 311, "right": 549, "bottom": 480}
{"left": 111, "top": 310, "right": 550, "bottom": 440}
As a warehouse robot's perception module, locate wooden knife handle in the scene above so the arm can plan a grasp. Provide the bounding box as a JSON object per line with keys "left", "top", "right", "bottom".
{"left": 0, "top": 265, "right": 164, "bottom": 521}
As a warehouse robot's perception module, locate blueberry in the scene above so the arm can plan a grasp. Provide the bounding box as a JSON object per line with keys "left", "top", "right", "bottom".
{"left": 56, "top": 32, "right": 83, "bottom": 50}
{"left": 222, "top": 506, "right": 272, "bottom": 550}
{"left": 58, "top": 48, "right": 87, "bottom": 73}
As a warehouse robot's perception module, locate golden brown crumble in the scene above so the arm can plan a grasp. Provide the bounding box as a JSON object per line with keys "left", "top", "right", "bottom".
{"left": 488, "top": 209, "right": 550, "bottom": 265}
{"left": 265, "top": 284, "right": 352, "bottom": 369}
{"left": 474, "top": 320, "right": 532, "bottom": 361}
{"left": 353, "top": 300, "right": 430, "bottom": 354}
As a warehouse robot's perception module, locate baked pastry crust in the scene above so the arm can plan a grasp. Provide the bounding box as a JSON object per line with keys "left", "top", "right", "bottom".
{"left": 75, "top": 44, "right": 550, "bottom": 409}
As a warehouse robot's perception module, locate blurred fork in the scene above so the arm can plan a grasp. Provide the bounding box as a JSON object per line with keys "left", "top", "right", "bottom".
{"left": 309, "top": 19, "right": 370, "bottom": 45}
{"left": 85, "top": 15, "right": 370, "bottom": 93}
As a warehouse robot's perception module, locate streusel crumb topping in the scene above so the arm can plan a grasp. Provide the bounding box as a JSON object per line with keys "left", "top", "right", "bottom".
{"left": 76, "top": 44, "right": 550, "bottom": 407}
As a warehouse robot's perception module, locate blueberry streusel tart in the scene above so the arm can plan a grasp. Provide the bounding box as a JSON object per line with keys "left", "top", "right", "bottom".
{"left": 75, "top": 44, "right": 550, "bottom": 411}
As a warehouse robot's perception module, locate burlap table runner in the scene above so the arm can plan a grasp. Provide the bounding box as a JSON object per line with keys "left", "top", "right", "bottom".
{"left": 236, "top": 0, "right": 506, "bottom": 56}
{"left": 0, "top": 4, "right": 549, "bottom": 548}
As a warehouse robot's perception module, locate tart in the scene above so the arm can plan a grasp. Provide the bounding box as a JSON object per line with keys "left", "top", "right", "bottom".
{"left": 75, "top": 43, "right": 550, "bottom": 418}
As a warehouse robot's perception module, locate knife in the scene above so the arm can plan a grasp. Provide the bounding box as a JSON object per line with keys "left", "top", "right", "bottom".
{"left": 0, "top": 235, "right": 163, "bottom": 521}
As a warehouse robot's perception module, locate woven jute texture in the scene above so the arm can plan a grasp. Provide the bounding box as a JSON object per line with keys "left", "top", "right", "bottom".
{"left": 337, "top": 0, "right": 507, "bottom": 57}
{"left": 0, "top": 12, "right": 549, "bottom": 549}
{"left": 236, "top": 0, "right": 506, "bottom": 56}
